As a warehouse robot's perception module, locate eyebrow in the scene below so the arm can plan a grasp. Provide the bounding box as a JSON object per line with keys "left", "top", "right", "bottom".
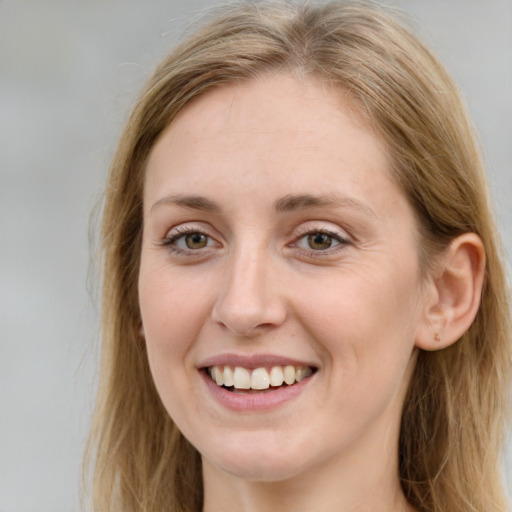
{"left": 150, "top": 192, "right": 375, "bottom": 217}
{"left": 151, "top": 194, "right": 221, "bottom": 214}
{"left": 274, "top": 193, "right": 376, "bottom": 217}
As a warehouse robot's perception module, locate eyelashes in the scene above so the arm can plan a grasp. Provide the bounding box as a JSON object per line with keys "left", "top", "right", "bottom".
{"left": 160, "top": 225, "right": 220, "bottom": 255}
{"left": 292, "top": 230, "right": 348, "bottom": 252}
{"left": 160, "top": 223, "right": 352, "bottom": 259}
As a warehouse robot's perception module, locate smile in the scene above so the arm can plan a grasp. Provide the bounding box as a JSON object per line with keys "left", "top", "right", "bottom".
{"left": 207, "top": 365, "right": 314, "bottom": 391}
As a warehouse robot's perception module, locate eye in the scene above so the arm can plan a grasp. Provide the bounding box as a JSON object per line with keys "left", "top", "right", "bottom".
{"left": 304, "top": 232, "right": 340, "bottom": 251}
{"left": 293, "top": 229, "right": 349, "bottom": 254}
{"left": 162, "top": 226, "right": 220, "bottom": 254}
{"left": 180, "top": 232, "right": 209, "bottom": 250}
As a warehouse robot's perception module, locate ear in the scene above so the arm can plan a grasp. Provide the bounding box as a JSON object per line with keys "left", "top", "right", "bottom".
{"left": 415, "top": 233, "right": 485, "bottom": 351}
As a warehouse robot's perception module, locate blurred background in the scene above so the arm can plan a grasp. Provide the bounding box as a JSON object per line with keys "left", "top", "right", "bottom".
{"left": 1, "top": 1, "right": 511, "bottom": 510}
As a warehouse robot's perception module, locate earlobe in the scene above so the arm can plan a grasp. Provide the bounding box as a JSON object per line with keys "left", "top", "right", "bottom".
{"left": 415, "top": 233, "right": 485, "bottom": 351}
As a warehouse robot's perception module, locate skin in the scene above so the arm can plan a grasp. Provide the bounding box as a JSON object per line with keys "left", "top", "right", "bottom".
{"left": 138, "top": 73, "right": 432, "bottom": 512}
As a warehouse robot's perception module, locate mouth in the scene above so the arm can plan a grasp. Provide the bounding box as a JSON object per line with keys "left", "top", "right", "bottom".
{"left": 206, "top": 364, "right": 316, "bottom": 393}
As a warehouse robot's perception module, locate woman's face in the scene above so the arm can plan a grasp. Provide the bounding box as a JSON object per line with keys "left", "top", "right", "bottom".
{"left": 139, "top": 74, "right": 430, "bottom": 483}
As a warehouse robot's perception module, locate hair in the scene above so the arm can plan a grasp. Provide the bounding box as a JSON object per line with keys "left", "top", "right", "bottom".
{"left": 84, "top": 1, "right": 511, "bottom": 511}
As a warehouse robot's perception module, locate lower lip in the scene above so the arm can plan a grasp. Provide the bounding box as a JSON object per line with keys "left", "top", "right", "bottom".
{"left": 200, "top": 370, "right": 314, "bottom": 412}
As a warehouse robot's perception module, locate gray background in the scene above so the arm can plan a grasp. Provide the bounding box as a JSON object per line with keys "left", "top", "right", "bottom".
{"left": 1, "top": 1, "right": 511, "bottom": 511}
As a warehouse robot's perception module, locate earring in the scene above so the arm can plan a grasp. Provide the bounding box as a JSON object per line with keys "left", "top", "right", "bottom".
{"left": 434, "top": 332, "right": 441, "bottom": 342}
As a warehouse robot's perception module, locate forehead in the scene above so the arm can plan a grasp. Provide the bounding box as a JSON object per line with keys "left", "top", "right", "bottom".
{"left": 148, "top": 74, "right": 389, "bottom": 182}
{"left": 173, "top": 72, "right": 364, "bottom": 126}
{"left": 144, "top": 73, "right": 402, "bottom": 220}
{"left": 160, "top": 74, "right": 380, "bottom": 149}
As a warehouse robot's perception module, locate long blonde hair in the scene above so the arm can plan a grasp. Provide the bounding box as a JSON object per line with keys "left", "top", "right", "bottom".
{"left": 84, "top": 2, "right": 511, "bottom": 511}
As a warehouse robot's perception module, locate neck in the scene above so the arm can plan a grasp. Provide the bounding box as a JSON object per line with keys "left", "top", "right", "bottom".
{"left": 202, "top": 434, "right": 415, "bottom": 512}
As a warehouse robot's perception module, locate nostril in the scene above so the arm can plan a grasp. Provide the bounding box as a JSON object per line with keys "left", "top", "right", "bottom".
{"left": 212, "top": 301, "right": 282, "bottom": 337}
{"left": 211, "top": 290, "right": 287, "bottom": 337}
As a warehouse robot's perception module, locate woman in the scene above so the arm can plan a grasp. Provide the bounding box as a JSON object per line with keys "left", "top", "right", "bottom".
{"left": 85, "top": 1, "right": 511, "bottom": 511}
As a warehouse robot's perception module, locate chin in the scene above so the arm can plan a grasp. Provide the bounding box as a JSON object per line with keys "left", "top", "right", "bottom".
{"left": 212, "top": 457, "right": 306, "bottom": 482}
{"left": 201, "top": 434, "right": 315, "bottom": 482}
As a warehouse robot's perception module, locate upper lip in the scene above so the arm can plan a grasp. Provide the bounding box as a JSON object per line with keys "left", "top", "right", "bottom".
{"left": 198, "top": 353, "right": 318, "bottom": 370}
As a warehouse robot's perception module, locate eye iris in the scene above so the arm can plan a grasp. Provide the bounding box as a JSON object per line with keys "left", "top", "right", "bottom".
{"left": 307, "top": 233, "right": 332, "bottom": 250}
{"left": 185, "top": 233, "right": 208, "bottom": 249}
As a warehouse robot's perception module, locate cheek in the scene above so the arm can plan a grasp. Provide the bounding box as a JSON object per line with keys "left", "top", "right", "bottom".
{"left": 293, "top": 266, "right": 421, "bottom": 432}
{"left": 294, "top": 264, "right": 421, "bottom": 372}
{"left": 138, "top": 267, "right": 212, "bottom": 426}
{"left": 138, "top": 266, "right": 211, "bottom": 386}
{"left": 140, "top": 264, "right": 207, "bottom": 343}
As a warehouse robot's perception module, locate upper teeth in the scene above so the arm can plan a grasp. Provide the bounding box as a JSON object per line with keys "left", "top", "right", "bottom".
{"left": 208, "top": 365, "right": 313, "bottom": 390}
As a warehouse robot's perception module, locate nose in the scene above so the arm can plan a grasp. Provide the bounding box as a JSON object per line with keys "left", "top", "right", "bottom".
{"left": 211, "top": 247, "right": 287, "bottom": 338}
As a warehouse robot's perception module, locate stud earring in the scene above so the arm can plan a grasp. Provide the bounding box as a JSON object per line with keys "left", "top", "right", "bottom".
{"left": 434, "top": 332, "right": 441, "bottom": 342}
